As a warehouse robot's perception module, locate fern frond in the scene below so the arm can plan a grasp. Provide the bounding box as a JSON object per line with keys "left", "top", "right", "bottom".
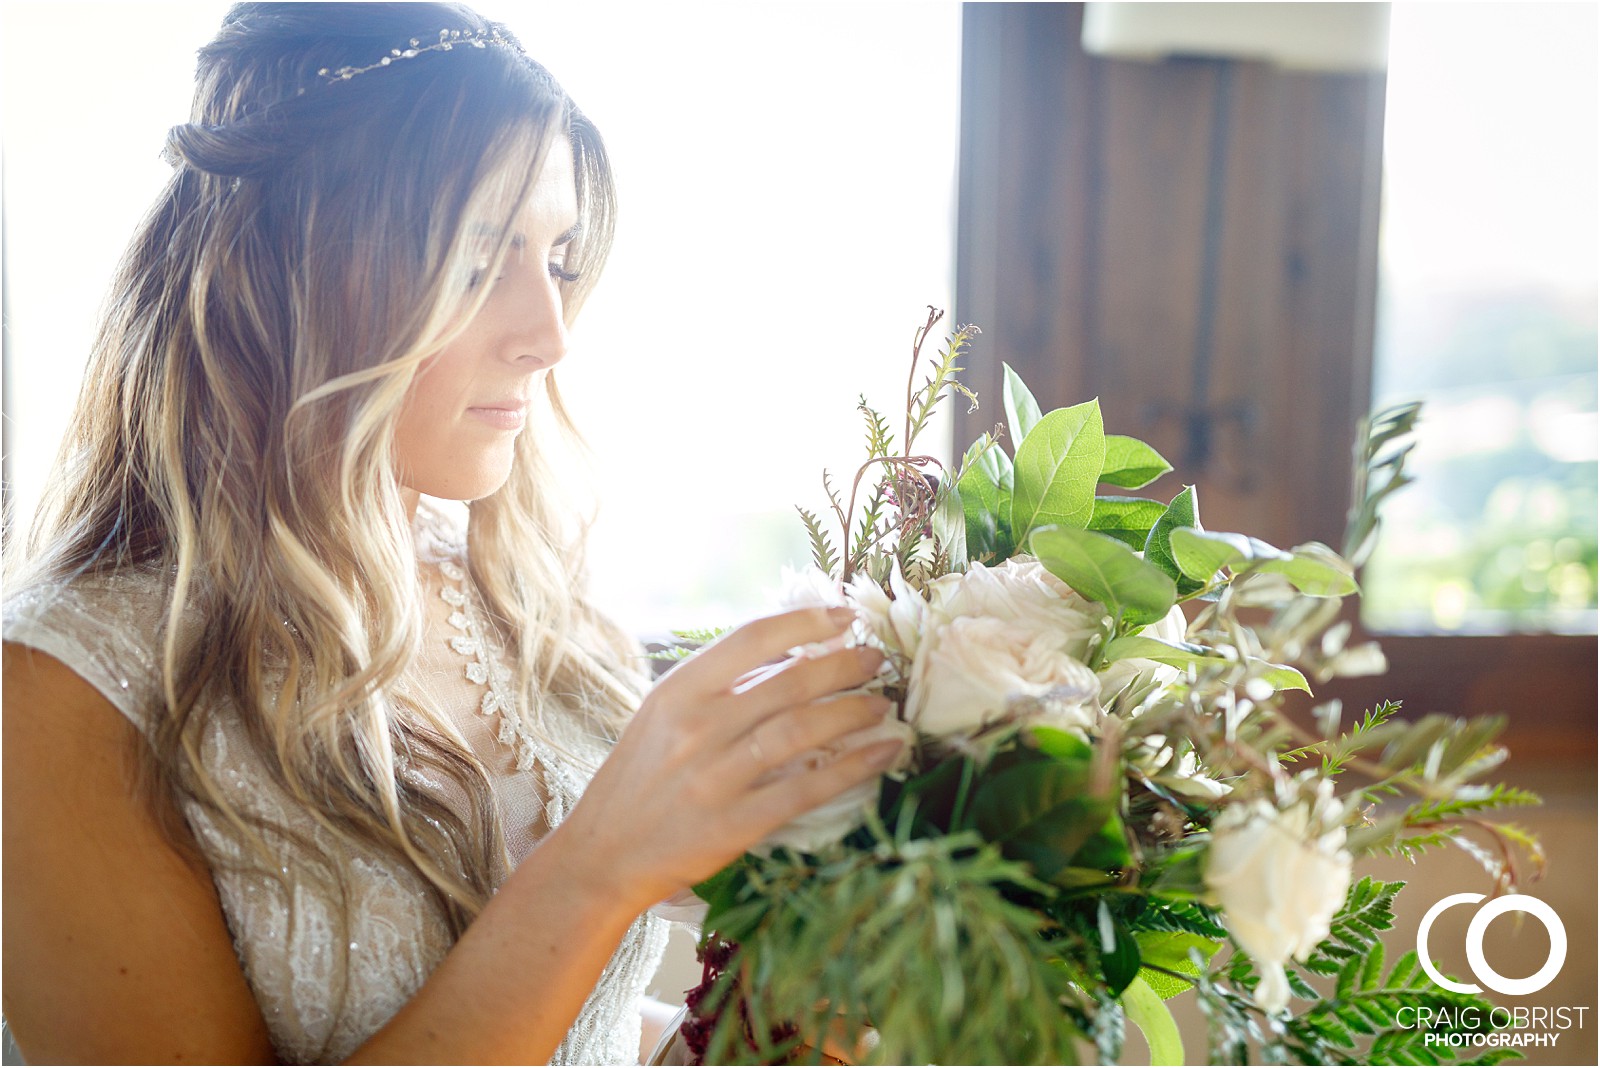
{"left": 858, "top": 395, "right": 896, "bottom": 460}
{"left": 1400, "top": 784, "right": 1541, "bottom": 825}
{"left": 671, "top": 625, "right": 733, "bottom": 645}
{"left": 796, "top": 506, "right": 841, "bottom": 578}
{"left": 905, "top": 324, "right": 981, "bottom": 452}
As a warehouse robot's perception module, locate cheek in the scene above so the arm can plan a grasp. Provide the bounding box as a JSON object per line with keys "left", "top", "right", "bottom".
{"left": 400, "top": 350, "right": 469, "bottom": 429}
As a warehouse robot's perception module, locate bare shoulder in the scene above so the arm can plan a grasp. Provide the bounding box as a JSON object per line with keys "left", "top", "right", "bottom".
{"left": 2, "top": 641, "right": 274, "bottom": 1064}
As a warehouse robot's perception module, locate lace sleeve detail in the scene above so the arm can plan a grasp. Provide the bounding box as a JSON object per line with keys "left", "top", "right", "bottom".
{"left": 2, "top": 568, "right": 179, "bottom": 738}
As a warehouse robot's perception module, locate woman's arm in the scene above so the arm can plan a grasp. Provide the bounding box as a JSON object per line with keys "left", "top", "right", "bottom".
{"left": 4, "top": 607, "right": 897, "bottom": 1064}
{"left": 2, "top": 642, "right": 276, "bottom": 1064}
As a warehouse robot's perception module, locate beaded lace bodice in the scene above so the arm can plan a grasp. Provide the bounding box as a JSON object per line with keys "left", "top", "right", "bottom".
{"left": 2, "top": 500, "right": 668, "bottom": 1065}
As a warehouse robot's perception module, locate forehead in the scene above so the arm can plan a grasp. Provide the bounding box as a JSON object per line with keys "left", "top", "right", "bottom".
{"left": 521, "top": 134, "right": 578, "bottom": 229}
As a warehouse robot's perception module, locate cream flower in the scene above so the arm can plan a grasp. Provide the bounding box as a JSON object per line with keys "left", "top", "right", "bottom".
{"left": 926, "top": 556, "right": 1107, "bottom": 663}
{"left": 776, "top": 563, "right": 847, "bottom": 611}
{"left": 1203, "top": 783, "right": 1353, "bottom": 1014}
{"left": 846, "top": 565, "right": 930, "bottom": 663}
{"left": 905, "top": 615, "right": 1100, "bottom": 738}
{"left": 776, "top": 564, "right": 854, "bottom": 658}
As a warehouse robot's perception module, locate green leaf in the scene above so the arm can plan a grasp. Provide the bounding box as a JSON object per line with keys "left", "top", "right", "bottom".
{"left": 692, "top": 861, "right": 755, "bottom": 936}
{"left": 1102, "top": 634, "right": 1224, "bottom": 668}
{"left": 1250, "top": 658, "right": 1312, "bottom": 693}
{"left": 932, "top": 480, "right": 968, "bottom": 570}
{"left": 1132, "top": 931, "right": 1220, "bottom": 1000}
{"left": 958, "top": 436, "right": 1015, "bottom": 561}
{"left": 1098, "top": 901, "right": 1142, "bottom": 996}
{"left": 1030, "top": 724, "right": 1095, "bottom": 764}
{"left": 1167, "top": 527, "right": 1290, "bottom": 583}
{"left": 1100, "top": 435, "right": 1173, "bottom": 490}
{"left": 1002, "top": 363, "right": 1044, "bottom": 448}
{"left": 970, "top": 758, "right": 1114, "bottom": 879}
{"left": 1122, "top": 976, "right": 1184, "bottom": 1065}
{"left": 1088, "top": 495, "right": 1167, "bottom": 550}
{"left": 1258, "top": 542, "right": 1359, "bottom": 597}
{"left": 1072, "top": 810, "right": 1133, "bottom": 871}
{"left": 1142, "top": 486, "right": 1204, "bottom": 594}
{"left": 1011, "top": 400, "right": 1106, "bottom": 542}
{"left": 1360, "top": 938, "right": 1385, "bottom": 989}
{"left": 1029, "top": 525, "right": 1177, "bottom": 628}
{"left": 881, "top": 754, "right": 970, "bottom": 835}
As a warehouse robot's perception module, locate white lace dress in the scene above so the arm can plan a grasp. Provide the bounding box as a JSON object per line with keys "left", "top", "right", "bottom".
{"left": 2, "top": 500, "right": 669, "bottom": 1064}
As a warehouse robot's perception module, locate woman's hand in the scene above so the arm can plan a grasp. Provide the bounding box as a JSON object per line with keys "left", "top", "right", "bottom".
{"left": 558, "top": 605, "right": 900, "bottom": 911}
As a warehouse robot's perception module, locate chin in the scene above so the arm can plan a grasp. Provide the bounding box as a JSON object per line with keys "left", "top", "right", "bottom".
{"left": 410, "top": 463, "right": 515, "bottom": 504}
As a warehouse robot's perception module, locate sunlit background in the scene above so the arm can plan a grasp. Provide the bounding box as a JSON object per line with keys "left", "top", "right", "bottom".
{"left": 1366, "top": 2, "right": 1597, "bottom": 634}
{"left": 1, "top": 1, "right": 1593, "bottom": 642}
{"left": 0, "top": 1, "right": 961, "bottom": 640}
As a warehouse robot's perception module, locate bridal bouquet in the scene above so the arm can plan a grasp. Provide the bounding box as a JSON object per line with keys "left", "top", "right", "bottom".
{"left": 670, "top": 309, "right": 1539, "bottom": 1066}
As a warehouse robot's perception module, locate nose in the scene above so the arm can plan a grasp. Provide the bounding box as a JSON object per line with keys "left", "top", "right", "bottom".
{"left": 505, "top": 273, "right": 568, "bottom": 370}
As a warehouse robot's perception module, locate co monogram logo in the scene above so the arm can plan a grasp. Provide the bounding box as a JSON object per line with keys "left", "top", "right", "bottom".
{"left": 1417, "top": 894, "right": 1567, "bottom": 996}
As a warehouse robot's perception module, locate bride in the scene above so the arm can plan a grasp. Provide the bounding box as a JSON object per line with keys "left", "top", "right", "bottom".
{"left": 1, "top": 3, "right": 902, "bottom": 1062}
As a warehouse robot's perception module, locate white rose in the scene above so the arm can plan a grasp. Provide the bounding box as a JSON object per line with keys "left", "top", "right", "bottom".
{"left": 776, "top": 564, "right": 846, "bottom": 610}
{"left": 775, "top": 565, "right": 854, "bottom": 658}
{"left": 757, "top": 716, "right": 917, "bottom": 854}
{"left": 846, "top": 565, "right": 930, "bottom": 663}
{"left": 927, "top": 556, "right": 1107, "bottom": 663}
{"left": 1203, "top": 784, "right": 1353, "bottom": 1015}
{"left": 905, "top": 615, "right": 1099, "bottom": 738}
{"left": 1097, "top": 604, "right": 1188, "bottom": 714}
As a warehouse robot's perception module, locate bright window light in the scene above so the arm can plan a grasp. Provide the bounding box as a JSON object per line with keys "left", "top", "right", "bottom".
{"left": 1365, "top": 1, "right": 1598, "bottom": 635}
{"left": 1, "top": 3, "right": 963, "bottom": 640}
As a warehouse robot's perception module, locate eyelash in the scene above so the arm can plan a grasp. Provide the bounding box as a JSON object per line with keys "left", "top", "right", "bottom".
{"left": 466, "top": 261, "right": 582, "bottom": 289}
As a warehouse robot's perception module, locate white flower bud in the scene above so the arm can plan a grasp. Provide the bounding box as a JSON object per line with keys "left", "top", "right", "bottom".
{"left": 1203, "top": 782, "right": 1352, "bottom": 1015}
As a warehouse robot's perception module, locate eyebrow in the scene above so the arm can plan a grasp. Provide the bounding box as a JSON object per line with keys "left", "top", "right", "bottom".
{"left": 471, "top": 220, "right": 583, "bottom": 249}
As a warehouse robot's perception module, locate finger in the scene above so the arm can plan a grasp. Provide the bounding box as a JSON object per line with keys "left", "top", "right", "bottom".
{"left": 738, "top": 694, "right": 895, "bottom": 784}
{"left": 730, "top": 645, "right": 884, "bottom": 720}
{"left": 739, "top": 738, "right": 906, "bottom": 838}
{"left": 731, "top": 658, "right": 790, "bottom": 692}
{"left": 674, "top": 606, "right": 857, "bottom": 693}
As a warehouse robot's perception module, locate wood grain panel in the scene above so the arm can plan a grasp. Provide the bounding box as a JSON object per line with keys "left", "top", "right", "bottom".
{"left": 953, "top": 2, "right": 1593, "bottom": 756}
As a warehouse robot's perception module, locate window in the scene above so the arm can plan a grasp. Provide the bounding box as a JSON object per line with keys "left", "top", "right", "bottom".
{"left": 1364, "top": 2, "right": 1597, "bottom": 635}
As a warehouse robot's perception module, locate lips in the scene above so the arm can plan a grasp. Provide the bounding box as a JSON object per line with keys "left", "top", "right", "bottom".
{"left": 466, "top": 399, "right": 527, "bottom": 431}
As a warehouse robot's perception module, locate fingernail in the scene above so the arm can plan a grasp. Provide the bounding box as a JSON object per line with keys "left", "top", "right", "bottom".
{"left": 871, "top": 695, "right": 895, "bottom": 715}
{"left": 855, "top": 646, "right": 884, "bottom": 671}
{"left": 828, "top": 606, "right": 857, "bottom": 626}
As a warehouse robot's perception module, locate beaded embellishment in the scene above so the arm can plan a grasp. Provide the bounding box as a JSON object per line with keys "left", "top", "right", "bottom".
{"left": 317, "top": 27, "right": 512, "bottom": 84}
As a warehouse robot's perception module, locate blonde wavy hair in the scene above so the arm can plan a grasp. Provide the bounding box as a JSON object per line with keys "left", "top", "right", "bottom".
{"left": 12, "top": 2, "right": 641, "bottom": 935}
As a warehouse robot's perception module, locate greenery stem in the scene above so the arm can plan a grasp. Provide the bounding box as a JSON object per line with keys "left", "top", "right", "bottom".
{"left": 1123, "top": 976, "right": 1184, "bottom": 1066}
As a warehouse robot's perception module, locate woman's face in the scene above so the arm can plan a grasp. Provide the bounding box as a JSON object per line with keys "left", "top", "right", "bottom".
{"left": 394, "top": 136, "right": 579, "bottom": 503}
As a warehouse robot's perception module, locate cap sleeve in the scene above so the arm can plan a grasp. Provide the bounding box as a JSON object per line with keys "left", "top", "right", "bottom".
{"left": 3, "top": 568, "right": 178, "bottom": 738}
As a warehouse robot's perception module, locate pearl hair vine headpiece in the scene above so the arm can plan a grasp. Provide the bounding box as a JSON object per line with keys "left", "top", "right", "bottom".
{"left": 314, "top": 26, "right": 515, "bottom": 85}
